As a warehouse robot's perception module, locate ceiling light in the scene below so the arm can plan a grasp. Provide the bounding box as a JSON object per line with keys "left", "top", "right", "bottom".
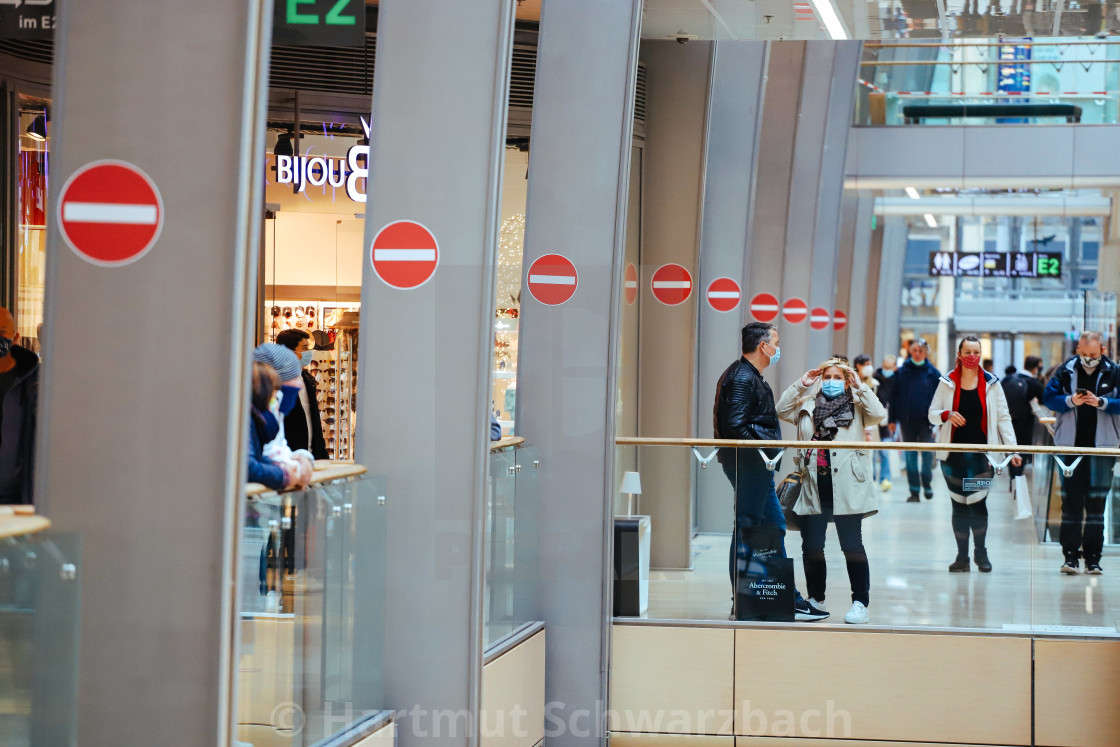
{"left": 924, "top": 213, "right": 938, "bottom": 228}
{"left": 25, "top": 114, "right": 46, "bottom": 142}
{"left": 905, "top": 186, "right": 920, "bottom": 200}
{"left": 809, "top": 0, "right": 850, "bottom": 40}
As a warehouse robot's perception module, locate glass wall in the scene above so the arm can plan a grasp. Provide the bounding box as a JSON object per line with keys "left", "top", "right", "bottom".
{"left": 615, "top": 37, "right": 1120, "bottom": 637}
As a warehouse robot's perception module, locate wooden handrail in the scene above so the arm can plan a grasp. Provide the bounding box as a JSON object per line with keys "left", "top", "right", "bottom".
{"left": 0, "top": 514, "right": 51, "bottom": 540}
{"left": 615, "top": 437, "right": 1119, "bottom": 457}
{"left": 247, "top": 461, "right": 369, "bottom": 498}
{"left": 490, "top": 436, "right": 525, "bottom": 452}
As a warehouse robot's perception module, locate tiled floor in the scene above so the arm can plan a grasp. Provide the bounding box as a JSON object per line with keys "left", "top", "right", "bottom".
{"left": 647, "top": 464, "right": 1120, "bottom": 633}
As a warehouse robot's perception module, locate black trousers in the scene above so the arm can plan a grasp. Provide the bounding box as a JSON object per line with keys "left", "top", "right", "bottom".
{"left": 798, "top": 471, "right": 870, "bottom": 607}
{"left": 1059, "top": 455, "right": 1114, "bottom": 564}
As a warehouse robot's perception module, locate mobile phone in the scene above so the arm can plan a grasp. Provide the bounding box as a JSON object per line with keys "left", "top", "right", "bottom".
{"left": 1076, "top": 388, "right": 1089, "bottom": 396}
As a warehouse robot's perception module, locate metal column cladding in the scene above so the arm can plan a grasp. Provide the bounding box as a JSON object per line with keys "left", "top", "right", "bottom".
{"left": 513, "top": 1, "right": 642, "bottom": 745}
{"left": 38, "top": 0, "right": 271, "bottom": 744}
{"left": 353, "top": 1, "right": 514, "bottom": 745}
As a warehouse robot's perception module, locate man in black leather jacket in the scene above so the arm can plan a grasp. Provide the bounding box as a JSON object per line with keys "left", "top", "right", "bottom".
{"left": 714, "top": 322, "right": 827, "bottom": 622}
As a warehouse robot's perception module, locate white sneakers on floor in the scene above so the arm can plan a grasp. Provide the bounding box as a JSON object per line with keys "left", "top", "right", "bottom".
{"left": 807, "top": 597, "right": 827, "bottom": 612}
{"left": 844, "top": 601, "right": 869, "bottom": 624}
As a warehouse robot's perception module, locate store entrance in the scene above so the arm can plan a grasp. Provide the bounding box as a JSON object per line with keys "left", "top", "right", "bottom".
{"left": 260, "top": 127, "right": 366, "bottom": 460}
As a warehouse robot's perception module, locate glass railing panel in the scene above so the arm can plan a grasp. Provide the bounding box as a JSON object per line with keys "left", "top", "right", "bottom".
{"left": 486, "top": 448, "right": 517, "bottom": 648}
{"left": 0, "top": 528, "right": 80, "bottom": 747}
{"left": 618, "top": 439, "right": 1119, "bottom": 637}
{"left": 484, "top": 443, "right": 540, "bottom": 651}
{"left": 237, "top": 471, "right": 386, "bottom": 746}
{"left": 512, "top": 445, "right": 539, "bottom": 628}
{"left": 854, "top": 39, "right": 1120, "bottom": 126}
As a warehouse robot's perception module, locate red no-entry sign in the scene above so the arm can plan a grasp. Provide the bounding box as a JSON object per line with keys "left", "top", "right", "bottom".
{"left": 526, "top": 254, "right": 578, "bottom": 306}
{"left": 651, "top": 264, "right": 692, "bottom": 306}
{"left": 749, "top": 293, "right": 779, "bottom": 322}
{"left": 58, "top": 160, "right": 164, "bottom": 266}
{"left": 833, "top": 310, "right": 848, "bottom": 330}
{"left": 371, "top": 220, "right": 439, "bottom": 289}
{"left": 624, "top": 263, "right": 638, "bottom": 305}
{"left": 706, "top": 278, "right": 741, "bottom": 312}
{"left": 810, "top": 307, "right": 831, "bottom": 330}
{"left": 782, "top": 297, "right": 808, "bottom": 324}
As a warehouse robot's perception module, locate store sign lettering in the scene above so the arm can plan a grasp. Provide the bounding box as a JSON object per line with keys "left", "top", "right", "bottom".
{"left": 275, "top": 117, "right": 369, "bottom": 202}
{"left": 0, "top": 0, "right": 55, "bottom": 41}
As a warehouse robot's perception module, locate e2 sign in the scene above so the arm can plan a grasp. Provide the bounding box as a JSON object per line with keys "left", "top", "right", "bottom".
{"left": 273, "top": 0, "right": 365, "bottom": 47}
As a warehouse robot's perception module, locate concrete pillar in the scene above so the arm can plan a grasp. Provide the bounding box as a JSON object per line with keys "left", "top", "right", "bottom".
{"left": 38, "top": 0, "right": 272, "bottom": 743}
{"left": 744, "top": 42, "right": 861, "bottom": 426}
{"left": 353, "top": 1, "right": 515, "bottom": 744}
{"left": 693, "top": 41, "right": 767, "bottom": 534}
{"left": 636, "top": 39, "right": 713, "bottom": 567}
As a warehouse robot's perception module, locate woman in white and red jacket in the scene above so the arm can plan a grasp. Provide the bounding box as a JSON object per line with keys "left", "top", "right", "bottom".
{"left": 928, "top": 336, "right": 1020, "bottom": 573}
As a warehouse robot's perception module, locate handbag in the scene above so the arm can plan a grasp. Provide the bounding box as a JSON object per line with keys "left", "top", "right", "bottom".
{"left": 776, "top": 456, "right": 808, "bottom": 532}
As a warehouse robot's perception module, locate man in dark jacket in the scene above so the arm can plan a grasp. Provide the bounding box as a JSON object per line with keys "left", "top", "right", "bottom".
{"left": 0, "top": 307, "right": 38, "bottom": 505}
{"left": 888, "top": 338, "right": 942, "bottom": 502}
{"left": 714, "top": 322, "right": 827, "bottom": 622}
{"left": 1001, "top": 355, "right": 1045, "bottom": 480}
{"left": 275, "top": 329, "right": 329, "bottom": 460}
{"left": 1043, "top": 332, "right": 1120, "bottom": 575}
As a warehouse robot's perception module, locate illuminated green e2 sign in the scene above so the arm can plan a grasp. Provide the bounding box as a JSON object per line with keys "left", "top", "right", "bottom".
{"left": 274, "top": 0, "right": 365, "bottom": 47}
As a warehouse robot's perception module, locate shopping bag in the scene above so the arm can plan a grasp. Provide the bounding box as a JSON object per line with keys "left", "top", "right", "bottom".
{"left": 733, "top": 525, "right": 795, "bottom": 622}
{"left": 1014, "top": 475, "right": 1033, "bottom": 520}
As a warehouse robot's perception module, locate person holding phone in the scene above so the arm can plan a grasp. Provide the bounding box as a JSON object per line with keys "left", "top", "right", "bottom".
{"left": 929, "top": 336, "right": 1020, "bottom": 573}
{"left": 776, "top": 358, "right": 887, "bottom": 624}
{"left": 1043, "top": 331, "right": 1120, "bottom": 575}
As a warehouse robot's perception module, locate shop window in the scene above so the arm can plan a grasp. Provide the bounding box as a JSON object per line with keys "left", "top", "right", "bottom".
{"left": 491, "top": 147, "right": 528, "bottom": 437}
{"left": 16, "top": 94, "right": 49, "bottom": 352}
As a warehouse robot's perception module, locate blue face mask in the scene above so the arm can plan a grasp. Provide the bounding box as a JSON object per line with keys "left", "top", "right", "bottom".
{"left": 278, "top": 385, "right": 302, "bottom": 416}
{"left": 821, "top": 380, "right": 845, "bottom": 399}
{"left": 881, "top": 369, "right": 894, "bottom": 378}
{"left": 912, "top": 358, "right": 927, "bottom": 366}
{"left": 300, "top": 350, "right": 314, "bottom": 367}
{"left": 766, "top": 344, "right": 781, "bottom": 364}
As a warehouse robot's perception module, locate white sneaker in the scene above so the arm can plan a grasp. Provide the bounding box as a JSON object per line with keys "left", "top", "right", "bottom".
{"left": 807, "top": 597, "right": 827, "bottom": 612}
{"left": 880, "top": 479, "right": 892, "bottom": 492}
{"left": 844, "top": 601, "right": 869, "bottom": 624}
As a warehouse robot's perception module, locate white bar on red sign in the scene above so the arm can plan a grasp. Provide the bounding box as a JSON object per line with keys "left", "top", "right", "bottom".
{"left": 63, "top": 202, "right": 158, "bottom": 225}
{"left": 528, "top": 275, "right": 576, "bottom": 285}
{"left": 373, "top": 249, "right": 437, "bottom": 262}
{"left": 653, "top": 281, "right": 691, "bottom": 288}
{"left": 708, "top": 291, "right": 740, "bottom": 298}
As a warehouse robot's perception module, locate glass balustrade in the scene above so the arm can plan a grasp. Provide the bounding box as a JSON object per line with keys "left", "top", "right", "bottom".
{"left": 0, "top": 522, "right": 79, "bottom": 747}
{"left": 614, "top": 438, "right": 1119, "bottom": 636}
{"left": 485, "top": 442, "right": 540, "bottom": 649}
{"left": 855, "top": 39, "right": 1120, "bottom": 126}
{"left": 237, "top": 470, "right": 387, "bottom": 746}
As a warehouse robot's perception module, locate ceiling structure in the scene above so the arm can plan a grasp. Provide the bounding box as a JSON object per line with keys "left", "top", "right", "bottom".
{"left": 641, "top": 0, "right": 1117, "bottom": 41}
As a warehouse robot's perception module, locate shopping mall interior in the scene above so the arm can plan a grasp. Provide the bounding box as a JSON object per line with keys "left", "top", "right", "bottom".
{"left": 2, "top": 0, "right": 1120, "bottom": 746}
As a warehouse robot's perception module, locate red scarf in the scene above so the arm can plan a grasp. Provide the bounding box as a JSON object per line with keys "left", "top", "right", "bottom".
{"left": 948, "top": 363, "right": 987, "bottom": 437}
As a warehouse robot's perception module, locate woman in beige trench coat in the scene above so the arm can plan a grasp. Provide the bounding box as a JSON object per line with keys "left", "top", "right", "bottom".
{"left": 776, "top": 358, "right": 888, "bottom": 624}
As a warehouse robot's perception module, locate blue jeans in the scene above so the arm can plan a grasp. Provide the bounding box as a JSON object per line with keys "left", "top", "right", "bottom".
{"left": 900, "top": 423, "right": 934, "bottom": 494}
{"left": 721, "top": 449, "right": 791, "bottom": 587}
{"left": 875, "top": 450, "right": 891, "bottom": 482}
